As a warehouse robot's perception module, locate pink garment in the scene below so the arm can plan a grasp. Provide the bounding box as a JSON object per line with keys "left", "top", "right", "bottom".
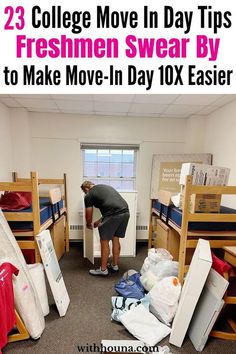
{"left": 0, "top": 263, "right": 19, "bottom": 353}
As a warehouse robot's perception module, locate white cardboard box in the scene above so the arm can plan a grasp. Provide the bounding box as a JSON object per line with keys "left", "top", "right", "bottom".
{"left": 179, "top": 163, "right": 230, "bottom": 186}
{"left": 188, "top": 268, "right": 229, "bottom": 351}
{"left": 169, "top": 239, "right": 212, "bottom": 347}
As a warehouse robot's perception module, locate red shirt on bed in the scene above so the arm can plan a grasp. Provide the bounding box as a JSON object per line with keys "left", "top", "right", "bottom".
{"left": 0, "top": 263, "right": 19, "bottom": 353}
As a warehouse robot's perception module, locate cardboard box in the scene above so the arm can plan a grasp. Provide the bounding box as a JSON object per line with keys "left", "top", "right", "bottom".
{"left": 155, "top": 219, "right": 194, "bottom": 263}
{"left": 180, "top": 192, "right": 222, "bottom": 213}
{"left": 190, "top": 193, "right": 221, "bottom": 213}
{"left": 169, "top": 239, "right": 212, "bottom": 348}
{"left": 188, "top": 268, "right": 229, "bottom": 351}
{"left": 179, "top": 163, "right": 230, "bottom": 186}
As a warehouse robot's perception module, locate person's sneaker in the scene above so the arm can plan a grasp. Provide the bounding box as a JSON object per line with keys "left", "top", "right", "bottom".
{"left": 89, "top": 267, "right": 108, "bottom": 276}
{"left": 107, "top": 263, "right": 119, "bottom": 272}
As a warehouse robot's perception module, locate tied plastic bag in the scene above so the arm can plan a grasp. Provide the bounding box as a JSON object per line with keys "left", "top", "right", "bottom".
{"left": 148, "top": 248, "right": 173, "bottom": 263}
{"left": 119, "top": 303, "right": 171, "bottom": 347}
{"left": 140, "top": 269, "right": 158, "bottom": 292}
{"left": 140, "top": 260, "right": 178, "bottom": 292}
{"left": 149, "top": 276, "right": 181, "bottom": 325}
{"left": 140, "top": 257, "right": 151, "bottom": 275}
{"left": 111, "top": 295, "right": 150, "bottom": 322}
{"left": 140, "top": 248, "right": 173, "bottom": 275}
{"left": 115, "top": 270, "right": 145, "bottom": 299}
{"left": 150, "top": 260, "right": 178, "bottom": 279}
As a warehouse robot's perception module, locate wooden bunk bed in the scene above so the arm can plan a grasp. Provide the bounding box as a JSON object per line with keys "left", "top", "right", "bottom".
{"left": 178, "top": 175, "right": 236, "bottom": 283}
{"left": 0, "top": 171, "right": 69, "bottom": 262}
{"left": 150, "top": 175, "right": 236, "bottom": 284}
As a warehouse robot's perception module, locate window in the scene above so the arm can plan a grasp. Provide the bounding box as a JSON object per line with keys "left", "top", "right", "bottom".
{"left": 81, "top": 144, "right": 138, "bottom": 191}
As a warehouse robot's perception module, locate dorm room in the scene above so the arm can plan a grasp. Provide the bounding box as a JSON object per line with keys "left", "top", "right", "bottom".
{"left": 1, "top": 94, "right": 236, "bottom": 354}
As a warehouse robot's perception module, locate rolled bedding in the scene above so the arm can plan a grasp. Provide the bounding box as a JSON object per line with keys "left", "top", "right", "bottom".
{"left": 0, "top": 210, "right": 45, "bottom": 339}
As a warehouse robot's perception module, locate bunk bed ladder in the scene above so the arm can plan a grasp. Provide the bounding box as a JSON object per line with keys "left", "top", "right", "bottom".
{"left": 64, "top": 173, "right": 70, "bottom": 252}
{"left": 31, "top": 171, "right": 41, "bottom": 263}
{"left": 178, "top": 175, "right": 192, "bottom": 284}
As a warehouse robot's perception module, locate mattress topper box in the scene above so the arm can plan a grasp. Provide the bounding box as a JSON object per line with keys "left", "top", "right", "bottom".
{"left": 179, "top": 163, "right": 230, "bottom": 186}
{"left": 169, "top": 239, "right": 212, "bottom": 348}
{"left": 188, "top": 268, "right": 229, "bottom": 351}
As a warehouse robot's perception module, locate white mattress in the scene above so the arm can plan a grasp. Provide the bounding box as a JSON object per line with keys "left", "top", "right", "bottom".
{"left": 0, "top": 209, "right": 45, "bottom": 339}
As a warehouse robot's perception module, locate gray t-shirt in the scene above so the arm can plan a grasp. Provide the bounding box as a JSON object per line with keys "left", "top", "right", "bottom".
{"left": 84, "top": 185, "right": 129, "bottom": 217}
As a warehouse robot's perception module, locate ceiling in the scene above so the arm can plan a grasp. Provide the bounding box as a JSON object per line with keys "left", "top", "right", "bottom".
{"left": 0, "top": 94, "right": 235, "bottom": 119}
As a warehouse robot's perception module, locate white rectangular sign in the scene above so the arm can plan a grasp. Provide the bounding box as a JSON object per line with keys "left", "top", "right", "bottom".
{"left": 36, "top": 230, "right": 70, "bottom": 317}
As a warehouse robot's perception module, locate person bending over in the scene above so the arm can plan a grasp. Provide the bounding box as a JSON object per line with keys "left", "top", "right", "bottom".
{"left": 81, "top": 181, "right": 130, "bottom": 276}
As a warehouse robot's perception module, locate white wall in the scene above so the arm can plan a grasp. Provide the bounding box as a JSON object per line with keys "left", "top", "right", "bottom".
{"left": 204, "top": 99, "right": 236, "bottom": 207}
{"left": 10, "top": 108, "right": 31, "bottom": 174}
{"left": 185, "top": 116, "right": 206, "bottom": 153}
{"left": 0, "top": 106, "right": 31, "bottom": 182}
{"left": 29, "top": 113, "right": 187, "bottom": 239}
{"left": 0, "top": 103, "right": 12, "bottom": 181}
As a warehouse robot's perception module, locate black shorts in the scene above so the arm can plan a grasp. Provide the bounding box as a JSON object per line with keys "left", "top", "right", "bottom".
{"left": 98, "top": 211, "right": 130, "bottom": 241}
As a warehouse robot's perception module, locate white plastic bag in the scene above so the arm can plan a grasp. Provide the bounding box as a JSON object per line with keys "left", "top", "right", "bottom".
{"left": 140, "top": 270, "right": 158, "bottom": 292}
{"left": 140, "top": 260, "right": 179, "bottom": 291}
{"left": 150, "top": 260, "right": 178, "bottom": 280}
{"left": 149, "top": 276, "right": 181, "bottom": 325}
{"left": 140, "top": 257, "right": 151, "bottom": 275}
{"left": 158, "top": 345, "right": 173, "bottom": 354}
{"left": 148, "top": 248, "right": 173, "bottom": 263}
{"left": 119, "top": 303, "right": 171, "bottom": 346}
{"left": 140, "top": 248, "right": 173, "bottom": 275}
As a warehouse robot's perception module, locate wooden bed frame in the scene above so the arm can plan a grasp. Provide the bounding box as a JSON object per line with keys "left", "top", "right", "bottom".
{"left": 148, "top": 176, "right": 236, "bottom": 284}
{"left": 178, "top": 176, "right": 236, "bottom": 283}
{"left": 0, "top": 171, "right": 69, "bottom": 262}
{"left": 8, "top": 310, "right": 30, "bottom": 343}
